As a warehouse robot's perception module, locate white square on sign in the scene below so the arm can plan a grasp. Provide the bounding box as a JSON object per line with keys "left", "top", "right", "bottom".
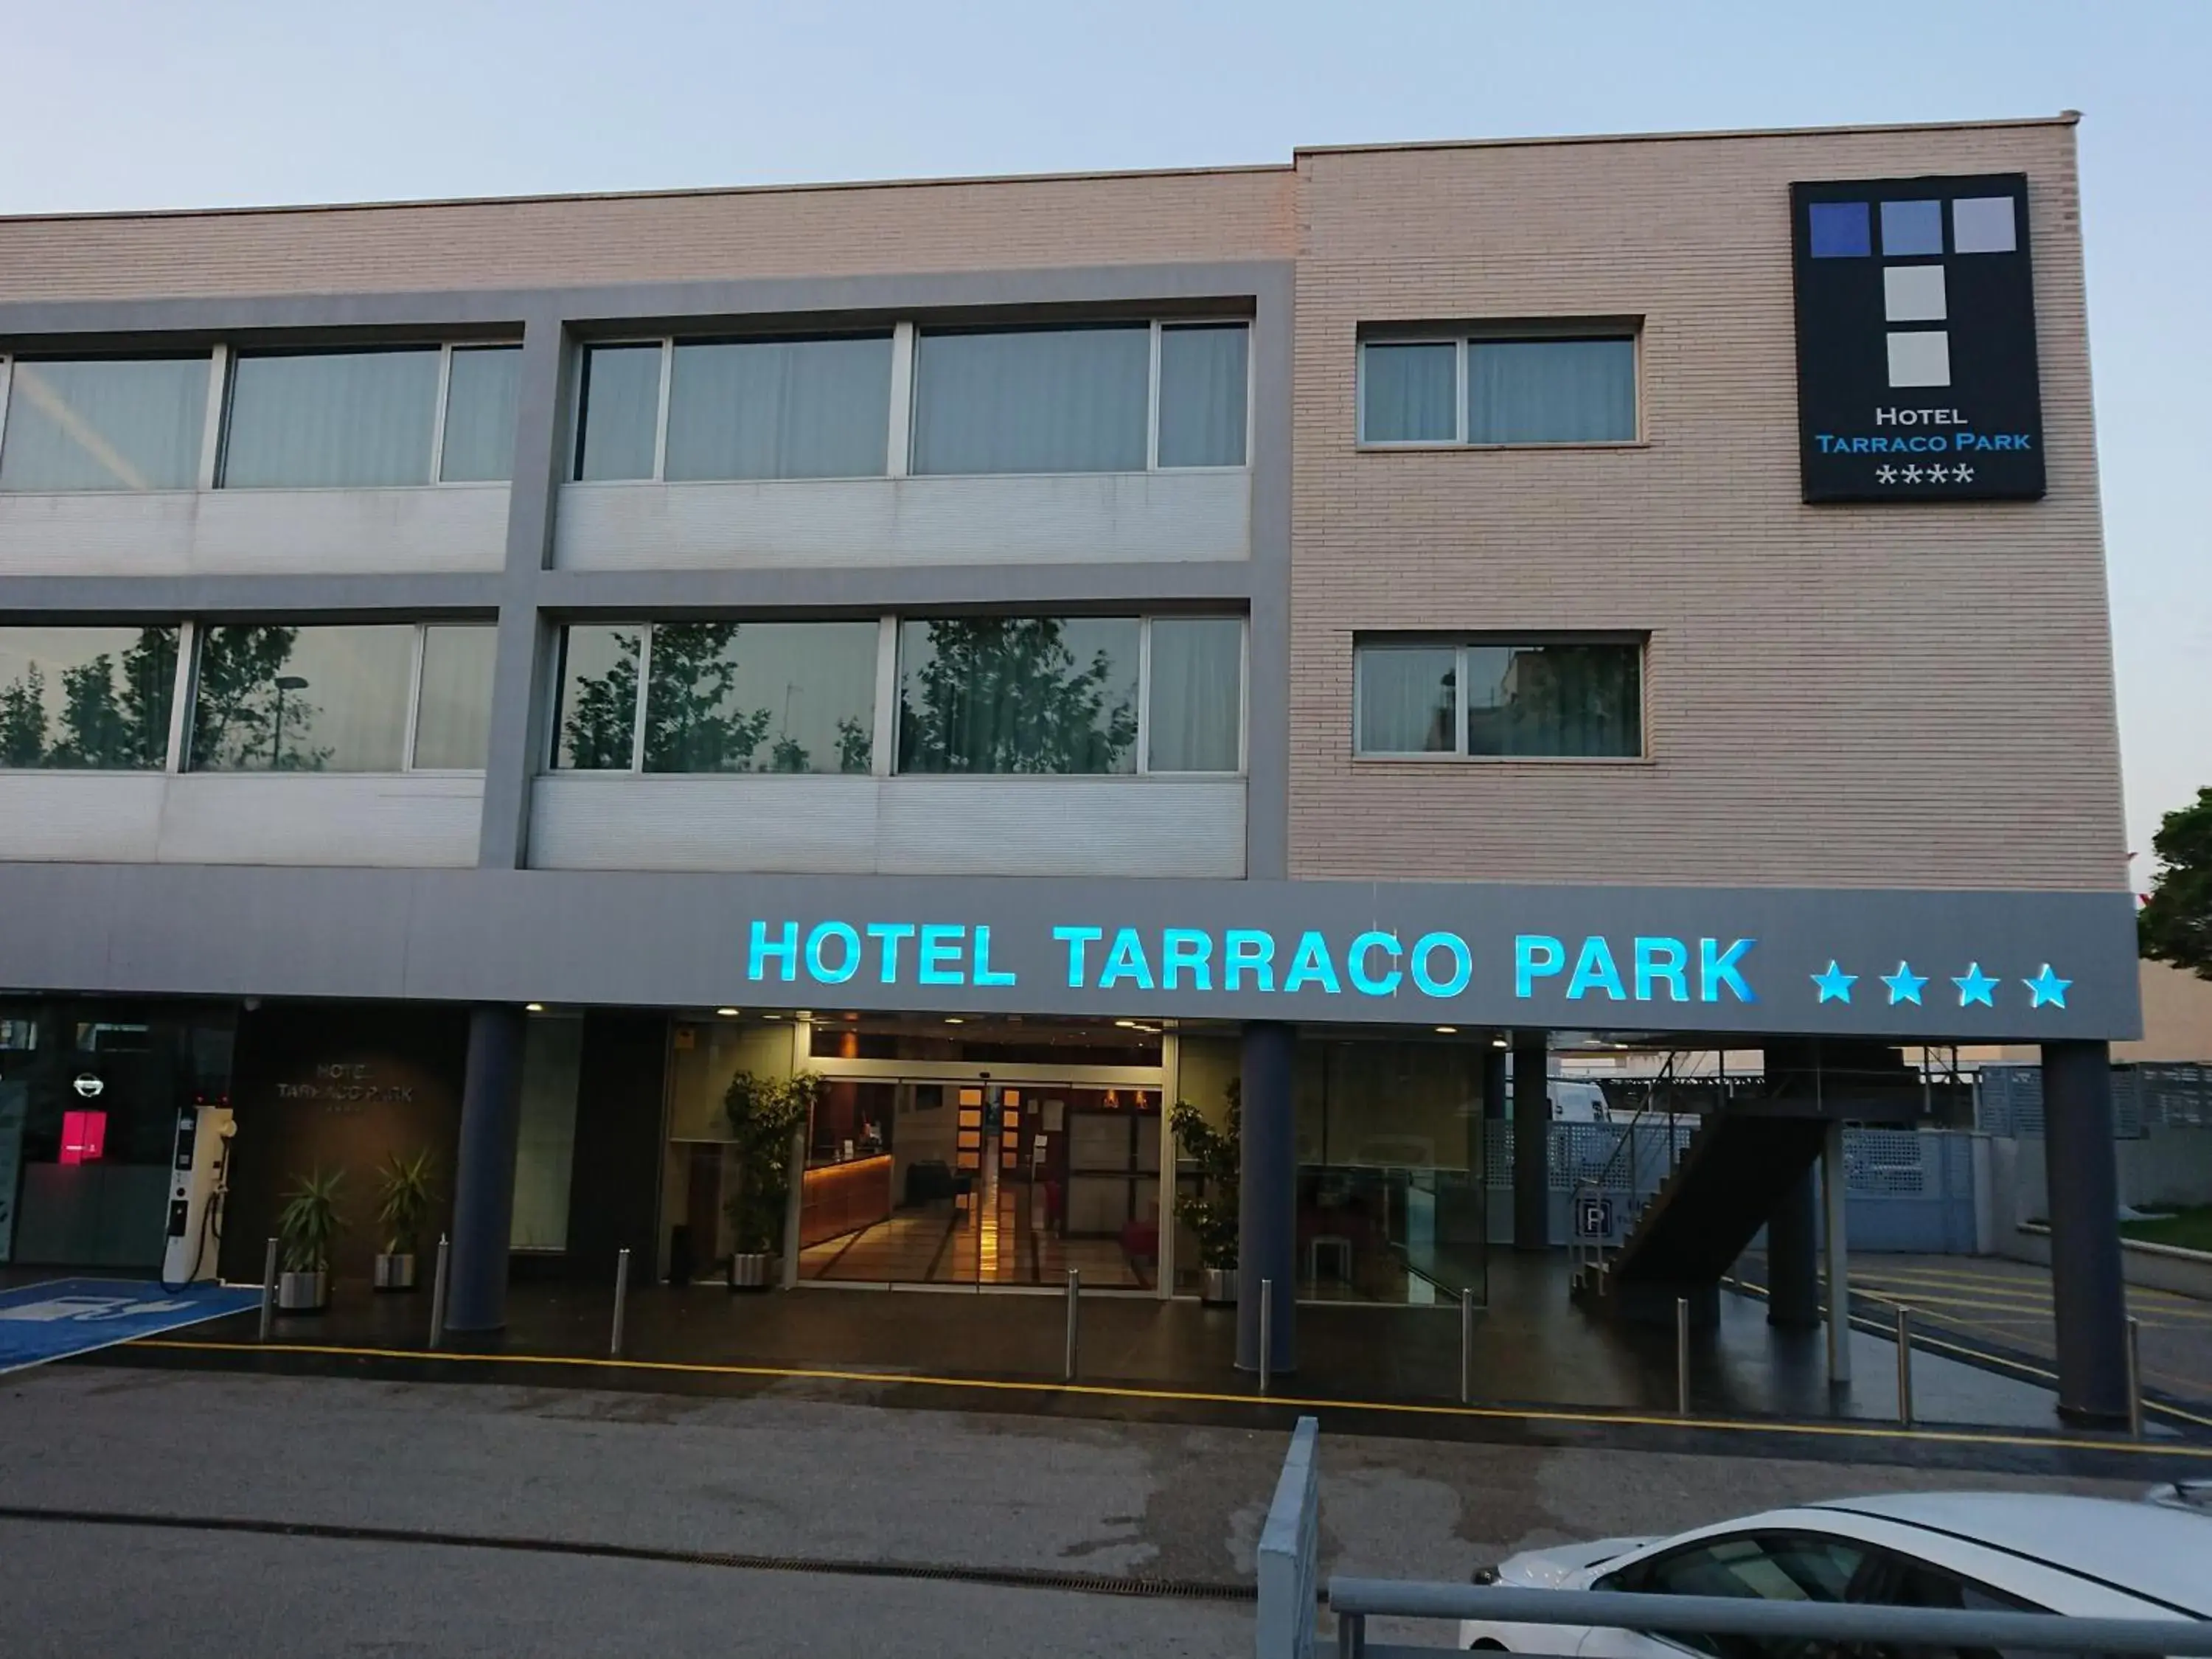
{"left": 1883, "top": 264, "right": 1947, "bottom": 322}
{"left": 1887, "top": 330, "right": 1952, "bottom": 388}
{"left": 1952, "top": 195, "right": 2017, "bottom": 254}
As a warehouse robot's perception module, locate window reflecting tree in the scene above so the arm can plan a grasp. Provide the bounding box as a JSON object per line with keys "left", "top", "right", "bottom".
{"left": 641, "top": 623, "right": 772, "bottom": 773}
{"left": 0, "top": 627, "right": 177, "bottom": 768}
{"left": 558, "top": 629, "right": 641, "bottom": 770}
{"left": 0, "top": 662, "right": 46, "bottom": 766}
{"left": 190, "top": 626, "right": 333, "bottom": 771}
{"left": 897, "top": 617, "right": 1138, "bottom": 774}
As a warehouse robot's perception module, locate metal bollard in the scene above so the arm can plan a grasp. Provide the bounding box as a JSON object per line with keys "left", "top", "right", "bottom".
{"left": 2125, "top": 1315, "right": 2143, "bottom": 1439}
{"left": 1675, "top": 1296, "right": 1691, "bottom": 1418}
{"left": 610, "top": 1247, "right": 630, "bottom": 1358}
{"left": 1063, "top": 1268, "right": 1080, "bottom": 1382}
{"left": 1259, "top": 1276, "right": 1273, "bottom": 1397}
{"left": 258, "top": 1237, "right": 279, "bottom": 1342}
{"left": 427, "top": 1233, "right": 449, "bottom": 1351}
{"left": 1896, "top": 1306, "right": 1914, "bottom": 1427}
{"left": 1459, "top": 1287, "right": 1475, "bottom": 1405}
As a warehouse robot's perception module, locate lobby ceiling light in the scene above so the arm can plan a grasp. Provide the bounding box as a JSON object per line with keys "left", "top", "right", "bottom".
{"left": 524, "top": 1003, "right": 546, "bottom": 1013}
{"left": 944, "top": 1016, "right": 965, "bottom": 1025}
{"left": 1492, "top": 1036, "right": 1509, "bottom": 1048}
{"left": 715, "top": 1007, "right": 739, "bottom": 1018}
{"left": 1434, "top": 1025, "right": 1458, "bottom": 1034}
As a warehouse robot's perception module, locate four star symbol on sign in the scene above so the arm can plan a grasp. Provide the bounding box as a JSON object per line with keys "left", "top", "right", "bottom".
{"left": 1804, "top": 960, "right": 2070, "bottom": 1012}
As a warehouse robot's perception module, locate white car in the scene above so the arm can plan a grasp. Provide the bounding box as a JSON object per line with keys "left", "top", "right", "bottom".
{"left": 1459, "top": 1491, "right": 2210, "bottom": 1653}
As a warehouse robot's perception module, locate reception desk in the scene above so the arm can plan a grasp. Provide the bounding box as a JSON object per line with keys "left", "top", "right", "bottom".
{"left": 799, "top": 1153, "right": 893, "bottom": 1248}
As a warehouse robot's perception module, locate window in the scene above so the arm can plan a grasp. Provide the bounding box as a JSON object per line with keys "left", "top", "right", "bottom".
{"left": 912, "top": 325, "right": 1150, "bottom": 476}
{"left": 664, "top": 335, "right": 891, "bottom": 481}
{"left": 1360, "top": 330, "right": 1638, "bottom": 445}
{"left": 0, "top": 356, "right": 209, "bottom": 492}
{"left": 1156, "top": 324, "right": 1251, "bottom": 467}
{"left": 188, "top": 622, "right": 494, "bottom": 773}
{"left": 550, "top": 621, "right": 878, "bottom": 774}
{"left": 573, "top": 344, "right": 664, "bottom": 481}
{"left": 1355, "top": 638, "right": 1643, "bottom": 759}
{"left": 220, "top": 344, "right": 521, "bottom": 487}
{"left": 897, "top": 614, "right": 1242, "bottom": 776}
{"left": 1597, "top": 1532, "right": 1872, "bottom": 1659}
{"left": 438, "top": 347, "right": 522, "bottom": 482}
{"left": 0, "top": 626, "right": 180, "bottom": 769}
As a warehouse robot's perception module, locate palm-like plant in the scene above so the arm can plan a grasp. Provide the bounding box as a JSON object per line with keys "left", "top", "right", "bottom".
{"left": 277, "top": 1168, "right": 346, "bottom": 1273}
{"left": 375, "top": 1150, "right": 437, "bottom": 1256}
{"left": 1170, "top": 1080, "right": 1241, "bottom": 1270}
{"left": 723, "top": 1071, "right": 818, "bottom": 1256}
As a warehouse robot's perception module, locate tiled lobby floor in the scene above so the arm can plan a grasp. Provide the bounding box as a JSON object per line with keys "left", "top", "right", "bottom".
{"left": 800, "top": 1176, "right": 1150, "bottom": 1289}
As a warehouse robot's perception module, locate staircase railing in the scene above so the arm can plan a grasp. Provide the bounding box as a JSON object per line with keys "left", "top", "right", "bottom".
{"left": 1568, "top": 1053, "right": 1696, "bottom": 1293}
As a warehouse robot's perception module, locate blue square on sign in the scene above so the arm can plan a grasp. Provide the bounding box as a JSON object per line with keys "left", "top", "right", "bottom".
{"left": 1880, "top": 198, "right": 1944, "bottom": 256}
{"left": 1809, "top": 201, "right": 1870, "bottom": 257}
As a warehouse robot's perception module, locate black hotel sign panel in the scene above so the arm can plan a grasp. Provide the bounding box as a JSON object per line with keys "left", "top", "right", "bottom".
{"left": 1792, "top": 173, "right": 2045, "bottom": 503}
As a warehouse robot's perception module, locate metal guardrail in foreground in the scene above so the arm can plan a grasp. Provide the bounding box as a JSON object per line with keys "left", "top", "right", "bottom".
{"left": 1255, "top": 1416, "right": 1320, "bottom": 1659}
{"left": 1324, "top": 1579, "right": 2212, "bottom": 1658}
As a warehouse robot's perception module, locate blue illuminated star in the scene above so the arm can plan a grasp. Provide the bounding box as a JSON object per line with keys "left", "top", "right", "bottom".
{"left": 1882, "top": 961, "right": 1928, "bottom": 1006}
{"left": 1952, "top": 963, "right": 1999, "bottom": 1007}
{"left": 2023, "top": 964, "right": 2071, "bottom": 1009}
{"left": 1811, "top": 960, "right": 1857, "bottom": 1004}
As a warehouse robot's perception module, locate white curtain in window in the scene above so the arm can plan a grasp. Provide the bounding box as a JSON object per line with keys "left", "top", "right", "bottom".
{"left": 413, "top": 625, "right": 498, "bottom": 769}
{"left": 911, "top": 327, "right": 1148, "bottom": 475}
{"left": 1156, "top": 326, "right": 1248, "bottom": 467}
{"left": 1361, "top": 343, "right": 1456, "bottom": 442}
{"left": 1146, "top": 617, "right": 1242, "bottom": 771}
{"left": 439, "top": 347, "right": 521, "bottom": 482}
{"left": 222, "top": 350, "right": 441, "bottom": 488}
{"left": 1357, "top": 646, "right": 1457, "bottom": 754}
{"left": 574, "top": 346, "right": 662, "bottom": 481}
{"left": 0, "top": 358, "right": 208, "bottom": 491}
{"left": 1467, "top": 339, "right": 1635, "bottom": 443}
{"left": 664, "top": 335, "right": 891, "bottom": 481}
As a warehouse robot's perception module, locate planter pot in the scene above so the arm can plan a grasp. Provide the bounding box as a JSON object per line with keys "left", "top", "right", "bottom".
{"left": 276, "top": 1270, "right": 327, "bottom": 1312}
{"left": 727, "top": 1251, "right": 775, "bottom": 1290}
{"left": 372, "top": 1252, "right": 418, "bottom": 1292}
{"left": 1200, "top": 1267, "right": 1238, "bottom": 1305}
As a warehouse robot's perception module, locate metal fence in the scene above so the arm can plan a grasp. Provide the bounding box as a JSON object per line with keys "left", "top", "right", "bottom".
{"left": 1973, "top": 1062, "right": 2212, "bottom": 1137}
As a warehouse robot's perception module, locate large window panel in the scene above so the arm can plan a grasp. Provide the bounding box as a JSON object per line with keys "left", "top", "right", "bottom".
{"left": 0, "top": 626, "right": 178, "bottom": 769}
{"left": 664, "top": 335, "right": 891, "bottom": 481}
{"left": 0, "top": 357, "right": 209, "bottom": 492}
{"left": 1464, "top": 641, "right": 1641, "bottom": 757}
{"left": 897, "top": 616, "right": 1140, "bottom": 774}
{"left": 1355, "top": 644, "right": 1458, "bottom": 754}
{"left": 412, "top": 625, "right": 498, "bottom": 770}
{"left": 1146, "top": 616, "right": 1242, "bottom": 773}
{"left": 551, "top": 625, "right": 642, "bottom": 770}
{"left": 1156, "top": 325, "right": 1248, "bottom": 467}
{"left": 911, "top": 327, "right": 1149, "bottom": 476}
{"left": 643, "top": 620, "right": 878, "bottom": 773}
{"left": 573, "top": 345, "right": 662, "bottom": 481}
{"left": 1360, "top": 342, "right": 1457, "bottom": 443}
{"left": 439, "top": 346, "right": 521, "bottom": 482}
{"left": 189, "top": 624, "right": 416, "bottom": 771}
{"left": 1467, "top": 338, "right": 1635, "bottom": 444}
{"left": 221, "top": 349, "right": 442, "bottom": 488}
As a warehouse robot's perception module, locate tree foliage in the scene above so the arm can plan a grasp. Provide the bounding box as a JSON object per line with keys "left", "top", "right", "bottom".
{"left": 722, "top": 1070, "right": 820, "bottom": 1256}
{"left": 191, "top": 626, "right": 331, "bottom": 771}
{"left": 2140, "top": 786, "right": 2212, "bottom": 981}
{"left": 0, "top": 628, "right": 178, "bottom": 768}
{"left": 1169, "top": 1077, "right": 1241, "bottom": 1270}
{"left": 897, "top": 618, "right": 1137, "bottom": 773}
{"left": 641, "top": 622, "right": 772, "bottom": 772}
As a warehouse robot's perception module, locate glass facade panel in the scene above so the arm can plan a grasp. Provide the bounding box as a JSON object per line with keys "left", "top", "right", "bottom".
{"left": 411, "top": 624, "right": 497, "bottom": 770}
{"left": 1464, "top": 641, "right": 1641, "bottom": 757}
{"left": 911, "top": 326, "right": 1149, "bottom": 475}
{"left": 222, "top": 349, "right": 441, "bottom": 488}
{"left": 1467, "top": 338, "right": 1636, "bottom": 444}
{"left": 511, "top": 1013, "right": 582, "bottom": 1251}
{"left": 189, "top": 624, "right": 414, "bottom": 772}
{"left": 573, "top": 344, "right": 662, "bottom": 481}
{"left": 1146, "top": 616, "right": 1242, "bottom": 773}
{"left": 0, "top": 357, "right": 208, "bottom": 492}
{"left": 1360, "top": 341, "right": 1456, "bottom": 442}
{"left": 643, "top": 620, "right": 878, "bottom": 773}
{"left": 551, "top": 625, "right": 642, "bottom": 770}
{"left": 1156, "top": 324, "right": 1248, "bottom": 467}
{"left": 897, "top": 616, "right": 1139, "bottom": 774}
{"left": 1355, "top": 644, "right": 1457, "bottom": 754}
{"left": 438, "top": 346, "right": 521, "bottom": 481}
{"left": 664, "top": 335, "right": 891, "bottom": 481}
{"left": 0, "top": 625, "right": 178, "bottom": 770}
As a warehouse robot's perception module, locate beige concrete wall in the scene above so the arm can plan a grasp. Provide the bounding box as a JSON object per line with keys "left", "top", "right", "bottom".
{"left": 0, "top": 167, "right": 1294, "bottom": 300}
{"left": 2119, "top": 961, "right": 2212, "bottom": 1063}
{"left": 1287, "top": 120, "right": 2125, "bottom": 891}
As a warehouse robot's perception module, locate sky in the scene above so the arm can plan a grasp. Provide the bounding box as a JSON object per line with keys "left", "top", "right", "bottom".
{"left": 1, "top": 0, "right": 2204, "bottom": 873}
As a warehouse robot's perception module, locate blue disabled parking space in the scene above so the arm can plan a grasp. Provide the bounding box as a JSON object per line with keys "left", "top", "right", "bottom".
{"left": 0, "top": 1278, "right": 261, "bottom": 1374}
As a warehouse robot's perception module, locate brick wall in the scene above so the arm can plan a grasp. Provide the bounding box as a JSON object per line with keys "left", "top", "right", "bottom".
{"left": 1287, "top": 121, "right": 2124, "bottom": 891}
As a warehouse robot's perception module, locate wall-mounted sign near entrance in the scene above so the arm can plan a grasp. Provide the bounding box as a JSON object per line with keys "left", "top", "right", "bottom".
{"left": 1792, "top": 173, "right": 2044, "bottom": 503}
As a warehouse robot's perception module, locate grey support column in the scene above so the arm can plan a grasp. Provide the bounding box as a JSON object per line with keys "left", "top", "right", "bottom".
{"left": 1512, "top": 1030, "right": 1551, "bottom": 1251}
{"left": 1237, "top": 1021, "right": 1296, "bottom": 1376}
{"left": 1765, "top": 1165, "right": 1821, "bottom": 1328}
{"left": 446, "top": 1004, "right": 527, "bottom": 1333}
{"left": 1822, "top": 1119, "right": 1851, "bottom": 1386}
{"left": 2042, "top": 1040, "right": 2129, "bottom": 1425}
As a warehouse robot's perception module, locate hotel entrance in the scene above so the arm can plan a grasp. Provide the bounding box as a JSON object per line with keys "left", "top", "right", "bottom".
{"left": 797, "top": 1015, "right": 1166, "bottom": 1290}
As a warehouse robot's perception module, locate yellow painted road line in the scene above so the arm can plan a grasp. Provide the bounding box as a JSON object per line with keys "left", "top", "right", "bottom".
{"left": 122, "top": 1336, "right": 2212, "bottom": 1458}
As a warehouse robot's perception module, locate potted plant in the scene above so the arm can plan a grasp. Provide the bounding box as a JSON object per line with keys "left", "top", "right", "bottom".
{"left": 275, "top": 1167, "right": 345, "bottom": 1312}
{"left": 723, "top": 1070, "right": 817, "bottom": 1289}
{"left": 1170, "top": 1079, "right": 1240, "bottom": 1304}
{"left": 372, "top": 1149, "right": 437, "bottom": 1291}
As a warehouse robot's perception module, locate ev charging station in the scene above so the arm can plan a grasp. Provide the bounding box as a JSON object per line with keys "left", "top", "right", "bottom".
{"left": 160, "top": 1103, "right": 234, "bottom": 1289}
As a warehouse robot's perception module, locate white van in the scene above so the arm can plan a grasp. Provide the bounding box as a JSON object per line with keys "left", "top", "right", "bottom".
{"left": 1548, "top": 1079, "right": 1611, "bottom": 1123}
